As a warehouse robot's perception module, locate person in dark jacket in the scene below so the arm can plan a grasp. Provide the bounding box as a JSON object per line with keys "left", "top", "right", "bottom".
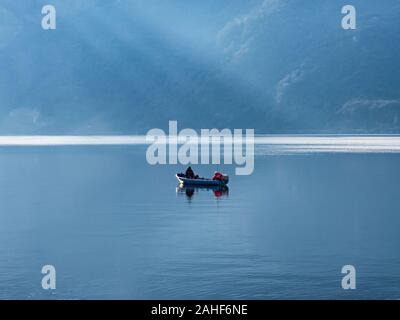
{"left": 185, "top": 166, "right": 195, "bottom": 179}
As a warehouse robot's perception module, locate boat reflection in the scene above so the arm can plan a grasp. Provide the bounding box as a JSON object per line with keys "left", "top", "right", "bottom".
{"left": 176, "top": 184, "right": 229, "bottom": 200}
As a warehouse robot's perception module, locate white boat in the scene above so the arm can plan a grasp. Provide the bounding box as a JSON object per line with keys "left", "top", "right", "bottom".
{"left": 176, "top": 173, "right": 229, "bottom": 186}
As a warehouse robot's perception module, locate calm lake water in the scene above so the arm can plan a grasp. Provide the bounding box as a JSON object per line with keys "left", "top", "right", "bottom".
{"left": 0, "top": 143, "right": 400, "bottom": 299}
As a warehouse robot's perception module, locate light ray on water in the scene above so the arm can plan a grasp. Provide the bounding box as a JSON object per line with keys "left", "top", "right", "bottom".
{"left": 0, "top": 135, "right": 400, "bottom": 154}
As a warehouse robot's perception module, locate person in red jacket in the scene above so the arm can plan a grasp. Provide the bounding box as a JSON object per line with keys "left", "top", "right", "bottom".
{"left": 213, "top": 171, "right": 223, "bottom": 181}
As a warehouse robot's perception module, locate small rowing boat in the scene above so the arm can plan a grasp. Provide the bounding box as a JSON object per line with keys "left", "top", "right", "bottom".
{"left": 176, "top": 173, "right": 229, "bottom": 186}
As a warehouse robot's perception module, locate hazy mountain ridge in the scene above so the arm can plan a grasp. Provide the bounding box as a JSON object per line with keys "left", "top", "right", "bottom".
{"left": 0, "top": 0, "right": 399, "bottom": 134}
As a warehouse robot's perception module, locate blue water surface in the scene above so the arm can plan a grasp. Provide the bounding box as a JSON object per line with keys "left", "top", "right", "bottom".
{"left": 0, "top": 146, "right": 399, "bottom": 299}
